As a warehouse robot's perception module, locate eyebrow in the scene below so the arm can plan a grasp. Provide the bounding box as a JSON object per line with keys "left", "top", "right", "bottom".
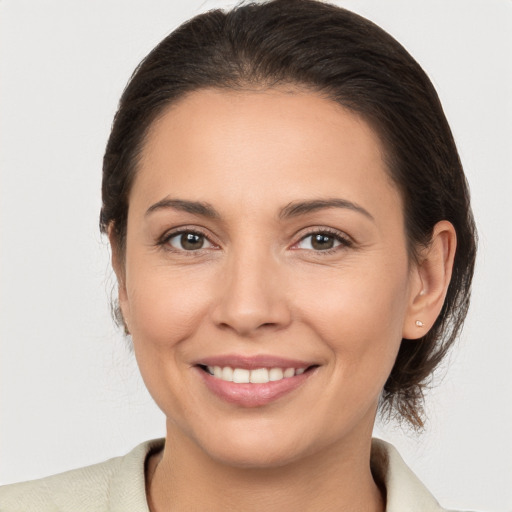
{"left": 279, "top": 199, "right": 374, "bottom": 221}
{"left": 145, "top": 197, "right": 374, "bottom": 221}
{"left": 145, "top": 198, "right": 220, "bottom": 218}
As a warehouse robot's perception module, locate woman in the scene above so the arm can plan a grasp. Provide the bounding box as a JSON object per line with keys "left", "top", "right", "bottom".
{"left": 0, "top": 0, "right": 483, "bottom": 510}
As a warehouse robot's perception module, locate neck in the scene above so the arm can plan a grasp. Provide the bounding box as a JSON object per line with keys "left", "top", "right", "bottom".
{"left": 147, "top": 424, "right": 385, "bottom": 512}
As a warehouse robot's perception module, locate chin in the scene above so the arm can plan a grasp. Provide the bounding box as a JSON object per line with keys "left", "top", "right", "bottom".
{"left": 206, "top": 440, "right": 305, "bottom": 469}
{"left": 190, "top": 420, "right": 314, "bottom": 469}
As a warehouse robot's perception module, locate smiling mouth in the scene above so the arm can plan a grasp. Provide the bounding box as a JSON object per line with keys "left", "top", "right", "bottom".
{"left": 197, "top": 365, "right": 316, "bottom": 384}
{"left": 195, "top": 360, "right": 318, "bottom": 407}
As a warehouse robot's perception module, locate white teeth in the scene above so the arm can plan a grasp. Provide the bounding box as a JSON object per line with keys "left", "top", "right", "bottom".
{"left": 269, "top": 368, "right": 284, "bottom": 381}
{"left": 222, "top": 366, "right": 234, "bottom": 381}
{"left": 250, "top": 368, "right": 269, "bottom": 384}
{"left": 284, "top": 367, "right": 295, "bottom": 378}
{"left": 204, "top": 365, "right": 307, "bottom": 383}
{"left": 233, "top": 368, "right": 250, "bottom": 383}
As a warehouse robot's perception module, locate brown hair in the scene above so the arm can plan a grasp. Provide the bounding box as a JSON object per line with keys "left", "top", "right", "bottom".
{"left": 100, "top": 0, "right": 477, "bottom": 428}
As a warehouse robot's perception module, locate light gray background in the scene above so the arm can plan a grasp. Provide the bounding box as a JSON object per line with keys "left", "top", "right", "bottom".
{"left": 1, "top": 1, "right": 511, "bottom": 510}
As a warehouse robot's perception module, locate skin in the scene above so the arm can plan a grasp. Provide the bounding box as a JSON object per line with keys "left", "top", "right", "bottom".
{"left": 111, "top": 88, "right": 456, "bottom": 511}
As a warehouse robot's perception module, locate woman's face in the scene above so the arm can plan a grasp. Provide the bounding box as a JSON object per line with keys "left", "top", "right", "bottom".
{"left": 118, "top": 88, "right": 421, "bottom": 467}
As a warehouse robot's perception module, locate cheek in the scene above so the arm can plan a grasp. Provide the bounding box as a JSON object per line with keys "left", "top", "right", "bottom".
{"left": 122, "top": 262, "right": 217, "bottom": 419}
{"left": 296, "top": 259, "right": 410, "bottom": 374}
{"left": 124, "top": 261, "right": 214, "bottom": 350}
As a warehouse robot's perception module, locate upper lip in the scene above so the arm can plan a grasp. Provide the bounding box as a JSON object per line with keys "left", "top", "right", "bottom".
{"left": 192, "top": 354, "right": 316, "bottom": 370}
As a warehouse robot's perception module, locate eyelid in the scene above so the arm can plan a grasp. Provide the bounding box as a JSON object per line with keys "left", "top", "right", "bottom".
{"left": 290, "top": 227, "right": 353, "bottom": 250}
{"left": 168, "top": 232, "right": 214, "bottom": 250}
{"left": 158, "top": 225, "right": 220, "bottom": 251}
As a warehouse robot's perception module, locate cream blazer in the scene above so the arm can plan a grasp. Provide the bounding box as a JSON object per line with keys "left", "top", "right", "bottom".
{"left": 0, "top": 438, "right": 466, "bottom": 511}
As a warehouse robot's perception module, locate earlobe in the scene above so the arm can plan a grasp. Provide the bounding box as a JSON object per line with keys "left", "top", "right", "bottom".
{"left": 108, "top": 224, "right": 125, "bottom": 286}
{"left": 403, "top": 221, "right": 457, "bottom": 340}
{"left": 107, "top": 224, "right": 130, "bottom": 331}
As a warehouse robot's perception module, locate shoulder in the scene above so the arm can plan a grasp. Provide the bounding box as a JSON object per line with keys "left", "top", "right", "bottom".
{"left": 0, "top": 458, "right": 122, "bottom": 512}
{"left": 371, "top": 438, "right": 478, "bottom": 512}
{"left": 0, "top": 439, "right": 164, "bottom": 512}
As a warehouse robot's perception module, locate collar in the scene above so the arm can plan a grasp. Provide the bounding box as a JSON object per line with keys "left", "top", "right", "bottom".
{"left": 371, "top": 438, "right": 445, "bottom": 511}
{"left": 109, "top": 438, "right": 445, "bottom": 511}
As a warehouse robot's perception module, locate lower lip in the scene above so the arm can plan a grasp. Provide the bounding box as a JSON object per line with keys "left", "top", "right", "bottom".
{"left": 197, "top": 368, "right": 314, "bottom": 407}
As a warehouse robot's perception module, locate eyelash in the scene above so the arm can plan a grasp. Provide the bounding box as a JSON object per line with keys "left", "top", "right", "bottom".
{"left": 158, "top": 227, "right": 216, "bottom": 255}
{"left": 292, "top": 227, "right": 353, "bottom": 255}
{"left": 157, "top": 227, "right": 353, "bottom": 255}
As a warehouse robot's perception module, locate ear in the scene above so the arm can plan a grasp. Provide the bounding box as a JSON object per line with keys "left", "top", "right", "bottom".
{"left": 108, "top": 224, "right": 130, "bottom": 332}
{"left": 402, "top": 220, "right": 457, "bottom": 340}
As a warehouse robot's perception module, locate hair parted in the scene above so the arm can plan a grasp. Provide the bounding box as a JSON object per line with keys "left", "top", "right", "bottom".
{"left": 100, "top": 0, "right": 477, "bottom": 428}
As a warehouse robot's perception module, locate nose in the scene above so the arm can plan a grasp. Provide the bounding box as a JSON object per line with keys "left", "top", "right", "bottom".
{"left": 211, "top": 249, "right": 292, "bottom": 337}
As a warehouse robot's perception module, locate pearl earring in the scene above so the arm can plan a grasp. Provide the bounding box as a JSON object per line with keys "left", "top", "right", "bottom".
{"left": 415, "top": 320, "right": 424, "bottom": 327}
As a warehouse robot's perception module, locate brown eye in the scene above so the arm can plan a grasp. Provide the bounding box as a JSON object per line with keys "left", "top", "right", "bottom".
{"left": 168, "top": 232, "right": 213, "bottom": 251}
{"left": 311, "top": 234, "right": 335, "bottom": 250}
{"left": 296, "top": 232, "right": 349, "bottom": 251}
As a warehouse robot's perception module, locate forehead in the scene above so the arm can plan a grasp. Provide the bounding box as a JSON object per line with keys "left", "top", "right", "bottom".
{"left": 133, "top": 88, "right": 401, "bottom": 220}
